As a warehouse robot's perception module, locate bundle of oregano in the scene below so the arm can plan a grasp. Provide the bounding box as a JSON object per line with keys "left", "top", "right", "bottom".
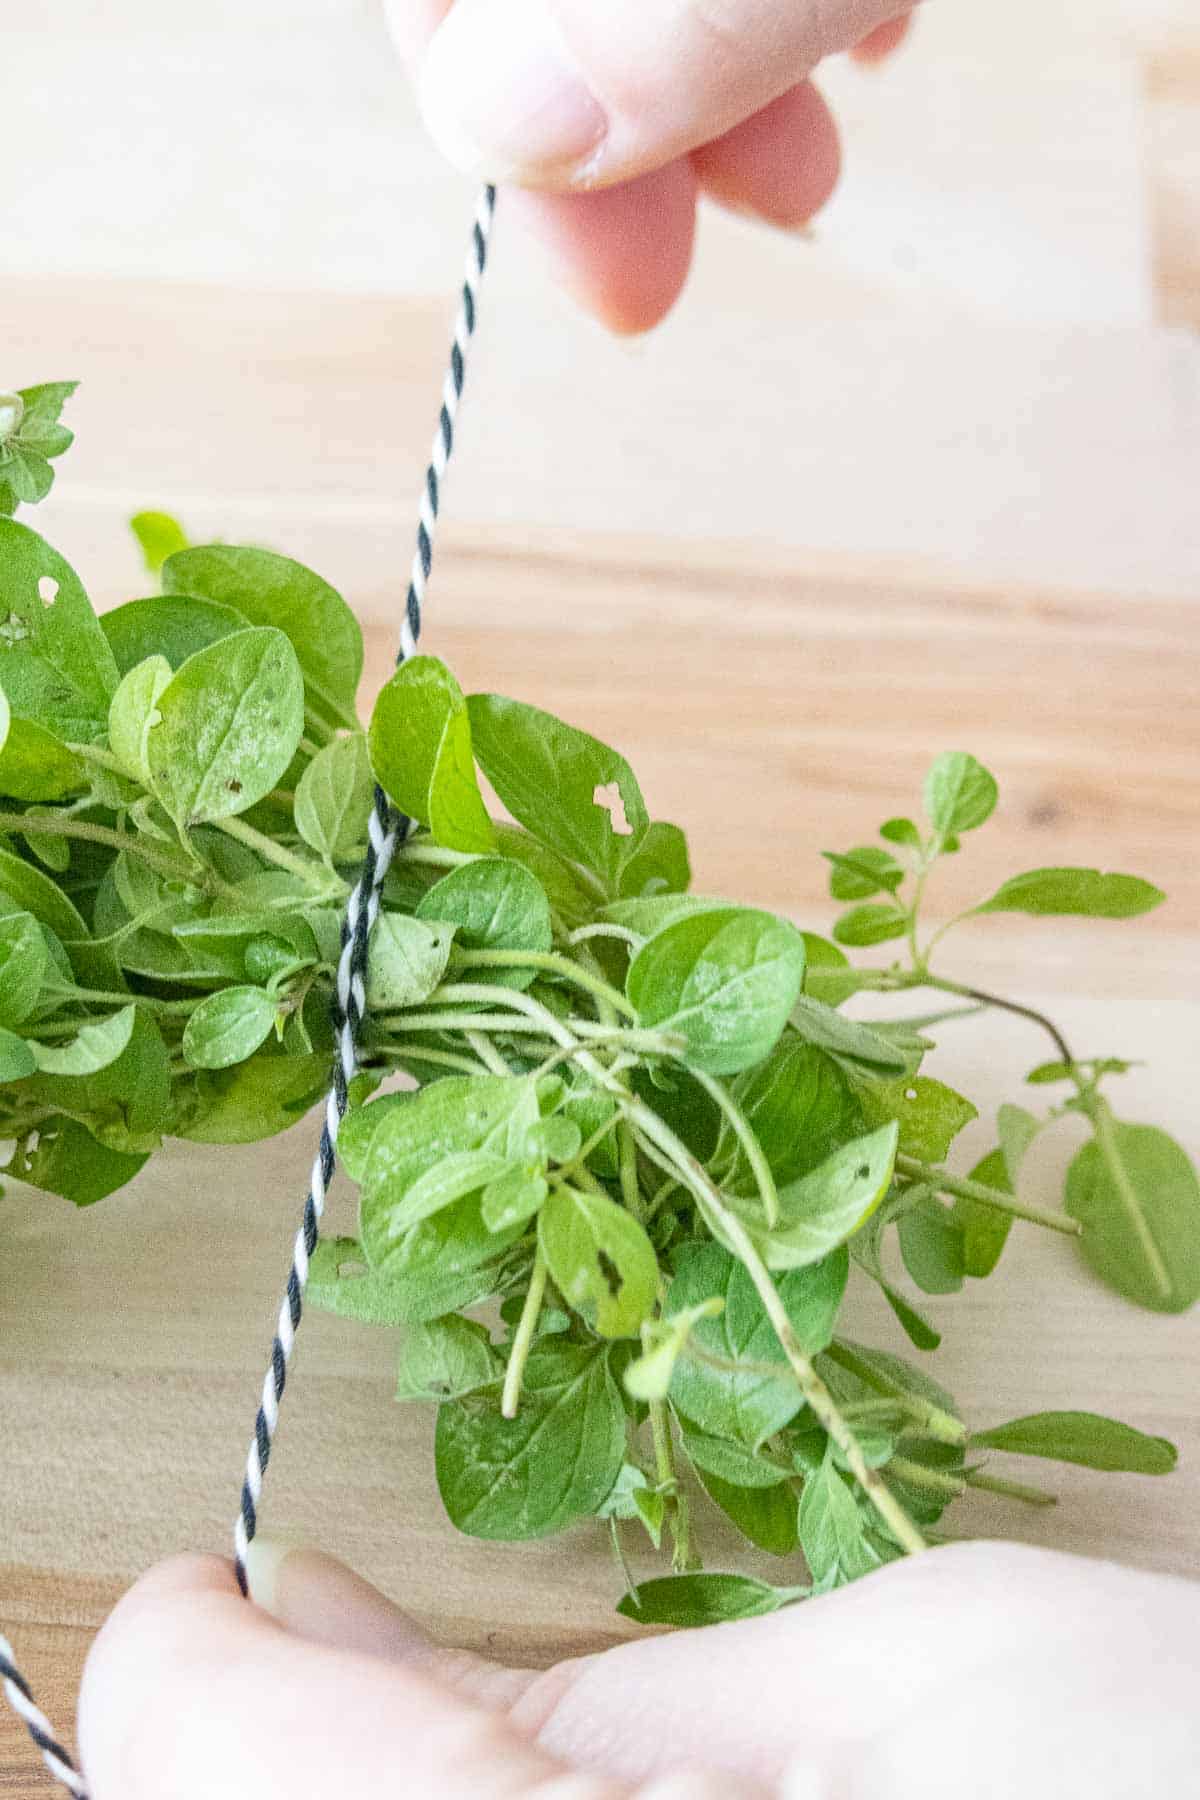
{"left": 2, "top": 384, "right": 1197, "bottom": 1626}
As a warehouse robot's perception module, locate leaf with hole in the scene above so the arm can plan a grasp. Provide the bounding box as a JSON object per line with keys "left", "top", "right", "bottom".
{"left": 468, "top": 691, "right": 649, "bottom": 889}
{"left": 0, "top": 519, "right": 117, "bottom": 738}
{"left": 854, "top": 1075, "right": 977, "bottom": 1164}
{"left": 538, "top": 1185, "right": 659, "bottom": 1338}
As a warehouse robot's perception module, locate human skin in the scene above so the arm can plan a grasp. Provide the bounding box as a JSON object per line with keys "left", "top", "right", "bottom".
{"left": 78, "top": 1539, "right": 1200, "bottom": 1796}
{"left": 385, "top": 0, "right": 919, "bottom": 331}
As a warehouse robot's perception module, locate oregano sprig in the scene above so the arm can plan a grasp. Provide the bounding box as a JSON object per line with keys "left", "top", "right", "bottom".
{"left": 0, "top": 398, "right": 1194, "bottom": 1629}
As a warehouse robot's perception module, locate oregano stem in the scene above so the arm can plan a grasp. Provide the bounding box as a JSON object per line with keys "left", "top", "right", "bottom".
{"left": 502, "top": 1246, "right": 547, "bottom": 1419}
{"left": 0, "top": 811, "right": 197, "bottom": 885}
{"left": 619, "top": 1121, "right": 644, "bottom": 1221}
{"left": 965, "top": 1469, "right": 1058, "bottom": 1506}
{"left": 824, "top": 1341, "right": 965, "bottom": 1445}
{"left": 378, "top": 1042, "right": 492, "bottom": 1078}
{"left": 887, "top": 1456, "right": 965, "bottom": 1499}
{"left": 618, "top": 1096, "right": 928, "bottom": 1557}
{"left": 687, "top": 1067, "right": 780, "bottom": 1230}
{"left": 895, "top": 1153, "right": 1082, "bottom": 1236}
{"left": 213, "top": 815, "right": 338, "bottom": 895}
{"left": 465, "top": 1030, "right": 515, "bottom": 1076}
{"left": 568, "top": 923, "right": 642, "bottom": 951}
{"left": 451, "top": 948, "right": 636, "bottom": 1019}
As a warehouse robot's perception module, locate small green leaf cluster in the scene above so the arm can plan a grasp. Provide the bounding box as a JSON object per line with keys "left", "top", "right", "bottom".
{"left": 0, "top": 384, "right": 77, "bottom": 517}
{"left": 1, "top": 425, "right": 1195, "bottom": 1632}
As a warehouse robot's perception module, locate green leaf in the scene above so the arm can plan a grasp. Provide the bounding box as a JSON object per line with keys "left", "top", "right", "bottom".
{"left": 4, "top": 1113, "right": 146, "bottom": 1206}
{"left": 435, "top": 1343, "right": 625, "bottom": 1539}
{"left": 107, "top": 654, "right": 172, "bottom": 785}
{"left": 0, "top": 384, "right": 76, "bottom": 514}
{"left": 0, "top": 908, "right": 48, "bottom": 1027}
{"left": 33, "top": 1003, "right": 136, "bottom": 1075}
{"left": 618, "top": 820, "right": 691, "bottom": 899}
{"left": 719, "top": 1038, "right": 857, "bottom": 1190}
{"left": 294, "top": 733, "right": 374, "bottom": 864}
{"left": 355, "top": 1076, "right": 544, "bottom": 1274}
{"left": 366, "top": 913, "right": 456, "bottom": 1010}
{"left": 923, "top": 751, "right": 998, "bottom": 836}
{"left": 800, "top": 934, "right": 861, "bottom": 1007}
{"left": 997, "top": 1102, "right": 1040, "bottom": 1183}
{"left": 0, "top": 1025, "right": 36, "bottom": 1080}
{"left": 822, "top": 847, "right": 903, "bottom": 901}
{"left": 415, "top": 856, "right": 552, "bottom": 990}
{"left": 0, "top": 845, "right": 106, "bottom": 986}
{"left": 798, "top": 1453, "right": 880, "bottom": 1586}
{"left": 952, "top": 1148, "right": 1014, "bottom": 1278}
{"left": 395, "top": 1315, "right": 501, "bottom": 1402}
{"left": 163, "top": 545, "right": 362, "bottom": 732}
{"left": 616, "top": 1573, "right": 798, "bottom": 1627}
{"left": 970, "top": 1410, "right": 1177, "bottom": 1475}
{"left": 178, "top": 1049, "right": 328, "bottom": 1144}
{"left": 538, "top": 1186, "right": 658, "bottom": 1338}
{"left": 603, "top": 894, "right": 727, "bottom": 938}
{"left": 182, "top": 986, "right": 278, "bottom": 1070}
{"left": 666, "top": 1241, "right": 846, "bottom": 1445}
{"left": 697, "top": 1468, "right": 798, "bottom": 1555}
{"left": 23, "top": 1010, "right": 170, "bottom": 1153}
{"left": 855, "top": 1075, "right": 977, "bottom": 1163}
{"left": 480, "top": 1164, "right": 549, "bottom": 1232}
{"left": 974, "top": 867, "right": 1165, "bottom": 920}
{"left": 467, "top": 691, "right": 649, "bottom": 889}
{"left": 307, "top": 1235, "right": 495, "bottom": 1328}
{"left": 0, "top": 520, "right": 118, "bottom": 738}
{"left": 879, "top": 817, "right": 921, "bottom": 848}
{"left": 627, "top": 907, "right": 806, "bottom": 1076}
{"left": 369, "top": 657, "right": 495, "bottom": 853}
{"left": 130, "top": 511, "right": 189, "bottom": 575}
{"left": 0, "top": 685, "right": 82, "bottom": 801}
{"left": 788, "top": 996, "right": 909, "bottom": 1074}
{"left": 832, "top": 904, "right": 908, "bottom": 948}
{"left": 100, "top": 594, "right": 247, "bottom": 675}
{"left": 145, "top": 627, "right": 305, "bottom": 828}
{"left": 678, "top": 1424, "right": 789, "bottom": 1489}
{"left": 746, "top": 1124, "right": 899, "bottom": 1271}
{"left": 897, "top": 1195, "right": 965, "bottom": 1295}
{"left": 1065, "top": 1120, "right": 1200, "bottom": 1313}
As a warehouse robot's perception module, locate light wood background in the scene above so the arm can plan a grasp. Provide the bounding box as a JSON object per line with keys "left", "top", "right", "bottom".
{"left": 3, "top": 0, "right": 1200, "bottom": 1791}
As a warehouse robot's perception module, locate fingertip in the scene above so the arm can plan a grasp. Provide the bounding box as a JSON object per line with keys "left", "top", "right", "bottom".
{"left": 692, "top": 82, "right": 841, "bottom": 232}
{"left": 506, "top": 161, "right": 698, "bottom": 334}
{"left": 851, "top": 12, "right": 914, "bottom": 65}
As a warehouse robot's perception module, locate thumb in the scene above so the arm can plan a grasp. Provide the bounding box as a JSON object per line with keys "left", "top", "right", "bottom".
{"left": 244, "top": 1537, "right": 532, "bottom": 1709}
{"left": 414, "top": 0, "right": 915, "bottom": 188}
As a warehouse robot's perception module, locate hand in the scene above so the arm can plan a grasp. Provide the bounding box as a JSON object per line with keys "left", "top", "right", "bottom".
{"left": 79, "top": 1539, "right": 1199, "bottom": 1796}
{"left": 386, "top": 0, "right": 917, "bottom": 331}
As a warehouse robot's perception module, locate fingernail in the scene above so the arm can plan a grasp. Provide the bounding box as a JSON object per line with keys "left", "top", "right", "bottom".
{"left": 243, "top": 1534, "right": 307, "bottom": 1619}
{"left": 419, "top": 0, "right": 608, "bottom": 183}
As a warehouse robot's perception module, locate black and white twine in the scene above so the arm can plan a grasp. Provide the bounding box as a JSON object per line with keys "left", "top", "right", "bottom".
{"left": 2, "top": 181, "right": 497, "bottom": 1798}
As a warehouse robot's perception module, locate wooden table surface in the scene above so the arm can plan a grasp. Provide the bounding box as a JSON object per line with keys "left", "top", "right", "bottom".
{"left": 4, "top": 4, "right": 1200, "bottom": 1790}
